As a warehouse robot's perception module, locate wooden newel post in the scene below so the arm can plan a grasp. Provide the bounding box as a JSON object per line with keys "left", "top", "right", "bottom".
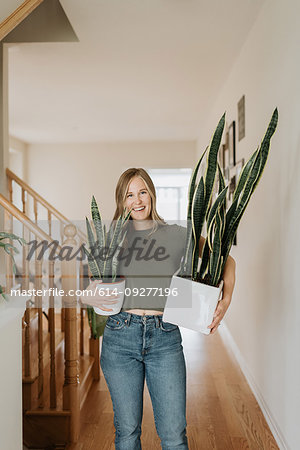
{"left": 62, "top": 224, "right": 80, "bottom": 442}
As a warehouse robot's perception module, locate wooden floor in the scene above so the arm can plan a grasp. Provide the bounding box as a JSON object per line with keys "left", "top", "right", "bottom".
{"left": 68, "top": 327, "right": 279, "bottom": 450}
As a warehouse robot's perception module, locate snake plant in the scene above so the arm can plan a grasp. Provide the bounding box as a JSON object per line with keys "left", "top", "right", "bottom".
{"left": 84, "top": 196, "right": 131, "bottom": 338}
{"left": 179, "top": 108, "right": 278, "bottom": 287}
{"left": 0, "top": 231, "right": 26, "bottom": 298}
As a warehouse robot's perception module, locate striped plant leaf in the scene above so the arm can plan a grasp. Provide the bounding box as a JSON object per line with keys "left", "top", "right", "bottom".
{"left": 105, "top": 220, "right": 115, "bottom": 248}
{"left": 180, "top": 226, "right": 193, "bottom": 277}
{"left": 188, "top": 147, "right": 208, "bottom": 220}
{"left": 251, "top": 108, "right": 278, "bottom": 193}
{"left": 91, "top": 196, "right": 105, "bottom": 256}
{"left": 111, "top": 230, "right": 127, "bottom": 281}
{"left": 180, "top": 147, "right": 208, "bottom": 276}
{"left": 103, "top": 224, "right": 107, "bottom": 246}
{"left": 233, "top": 149, "right": 258, "bottom": 202}
{"left": 181, "top": 115, "right": 225, "bottom": 279}
{"left": 217, "top": 163, "right": 226, "bottom": 194}
{"left": 82, "top": 245, "right": 101, "bottom": 279}
{"left": 102, "top": 208, "right": 131, "bottom": 280}
{"left": 215, "top": 254, "right": 224, "bottom": 287}
{"left": 85, "top": 216, "right": 104, "bottom": 274}
{"left": 217, "top": 163, "right": 227, "bottom": 247}
{"left": 207, "top": 220, "right": 214, "bottom": 253}
{"left": 191, "top": 177, "right": 205, "bottom": 279}
{"left": 206, "top": 186, "right": 228, "bottom": 233}
{"left": 223, "top": 150, "right": 263, "bottom": 255}
{"left": 91, "top": 204, "right": 105, "bottom": 274}
{"left": 197, "top": 238, "right": 210, "bottom": 281}
{"left": 224, "top": 198, "right": 238, "bottom": 235}
{"left": 103, "top": 215, "right": 124, "bottom": 280}
{"left": 86, "top": 217, "right": 96, "bottom": 253}
{"left": 219, "top": 194, "right": 226, "bottom": 242}
{"left": 122, "top": 207, "right": 133, "bottom": 224}
{"left": 205, "top": 188, "right": 226, "bottom": 286}
{"left": 222, "top": 157, "right": 265, "bottom": 267}
{"left": 203, "top": 113, "right": 225, "bottom": 220}
{"left": 210, "top": 206, "right": 223, "bottom": 286}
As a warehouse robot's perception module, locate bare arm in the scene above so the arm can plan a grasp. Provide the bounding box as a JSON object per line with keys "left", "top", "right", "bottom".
{"left": 199, "top": 236, "right": 236, "bottom": 334}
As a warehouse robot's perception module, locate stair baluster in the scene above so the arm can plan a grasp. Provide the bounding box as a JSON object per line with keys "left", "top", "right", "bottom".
{"left": 62, "top": 224, "right": 80, "bottom": 443}
{"left": 48, "top": 259, "right": 56, "bottom": 409}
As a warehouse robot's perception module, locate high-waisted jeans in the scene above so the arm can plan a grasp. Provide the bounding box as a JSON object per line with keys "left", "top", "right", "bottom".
{"left": 100, "top": 311, "right": 189, "bottom": 450}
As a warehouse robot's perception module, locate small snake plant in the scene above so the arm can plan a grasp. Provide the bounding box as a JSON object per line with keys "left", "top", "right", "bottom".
{"left": 179, "top": 108, "right": 278, "bottom": 287}
{"left": 84, "top": 196, "right": 131, "bottom": 338}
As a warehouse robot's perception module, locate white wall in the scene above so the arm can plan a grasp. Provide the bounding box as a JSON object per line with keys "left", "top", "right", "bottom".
{"left": 0, "top": 298, "right": 25, "bottom": 450}
{"left": 9, "top": 135, "right": 28, "bottom": 181}
{"left": 197, "top": 1, "right": 300, "bottom": 448}
{"left": 8, "top": 136, "right": 28, "bottom": 215}
{"left": 27, "top": 141, "right": 196, "bottom": 221}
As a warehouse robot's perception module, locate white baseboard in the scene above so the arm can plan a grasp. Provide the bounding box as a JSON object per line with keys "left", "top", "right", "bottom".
{"left": 218, "top": 322, "right": 289, "bottom": 450}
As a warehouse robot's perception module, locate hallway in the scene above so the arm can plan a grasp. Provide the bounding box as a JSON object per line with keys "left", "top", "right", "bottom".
{"left": 68, "top": 327, "right": 279, "bottom": 450}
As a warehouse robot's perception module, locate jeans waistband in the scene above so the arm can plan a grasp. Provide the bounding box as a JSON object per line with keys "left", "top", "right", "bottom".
{"left": 112, "top": 311, "right": 163, "bottom": 326}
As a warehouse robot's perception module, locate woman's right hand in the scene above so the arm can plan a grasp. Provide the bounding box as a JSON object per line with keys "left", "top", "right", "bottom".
{"left": 80, "top": 279, "right": 120, "bottom": 312}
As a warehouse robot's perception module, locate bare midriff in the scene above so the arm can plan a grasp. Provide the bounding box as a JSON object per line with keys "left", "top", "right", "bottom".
{"left": 125, "top": 309, "right": 163, "bottom": 316}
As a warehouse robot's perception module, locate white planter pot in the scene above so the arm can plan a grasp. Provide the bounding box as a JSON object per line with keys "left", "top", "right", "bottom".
{"left": 163, "top": 273, "right": 223, "bottom": 335}
{"left": 93, "top": 277, "right": 126, "bottom": 316}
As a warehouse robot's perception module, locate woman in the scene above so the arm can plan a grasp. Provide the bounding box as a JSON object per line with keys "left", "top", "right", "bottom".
{"left": 85, "top": 168, "right": 236, "bottom": 450}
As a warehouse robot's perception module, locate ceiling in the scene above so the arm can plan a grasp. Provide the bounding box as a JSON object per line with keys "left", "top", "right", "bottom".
{"left": 6, "top": 0, "right": 266, "bottom": 143}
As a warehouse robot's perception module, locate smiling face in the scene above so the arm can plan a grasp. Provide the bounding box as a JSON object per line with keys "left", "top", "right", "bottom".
{"left": 124, "top": 176, "right": 152, "bottom": 224}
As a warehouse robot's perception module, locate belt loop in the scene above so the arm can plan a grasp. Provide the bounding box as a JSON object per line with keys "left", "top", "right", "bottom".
{"left": 154, "top": 316, "right": 160, "bottom": 328}
{"left": 126, "top": 313, "right": 132, "bottom": 327}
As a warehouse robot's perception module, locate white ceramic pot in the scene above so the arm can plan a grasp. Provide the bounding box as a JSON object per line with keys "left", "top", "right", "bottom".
{"left": 93, "top": 277, "right": 126, "bottom": 316}
{"left": 163, "top": 272, "right": 223, "bottom": 335}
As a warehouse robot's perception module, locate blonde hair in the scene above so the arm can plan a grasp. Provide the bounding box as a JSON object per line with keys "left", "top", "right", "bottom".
{"left": 112, "top": 168, "right": 167, "bottom": 236}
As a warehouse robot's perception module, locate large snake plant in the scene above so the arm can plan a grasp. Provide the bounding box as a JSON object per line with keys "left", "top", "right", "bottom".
{"left": 179, "top": 108, "right": 278, "bottom": 287}
{"left": 84, "top": 196, "right": 131, "bottom": 338}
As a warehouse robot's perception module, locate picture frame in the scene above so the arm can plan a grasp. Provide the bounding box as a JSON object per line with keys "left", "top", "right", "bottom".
{"left": 232, "top": 159, "right": 245, "bottom": 246}
{"left": 238, "top": 95, "right": 245, "bottom": 141}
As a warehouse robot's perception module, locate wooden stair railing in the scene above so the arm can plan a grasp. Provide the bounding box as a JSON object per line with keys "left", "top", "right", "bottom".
{"left": 0, "top": 0, "right": 44, "bottom": 41}
{"left": 6, "top": 168, "right": 86, "bottom": 243}
{"left": 0, "top": 188, "right": 99, "bottom": 448}
{"left": 6, "top": 168, "right": 87, "bottom": 345}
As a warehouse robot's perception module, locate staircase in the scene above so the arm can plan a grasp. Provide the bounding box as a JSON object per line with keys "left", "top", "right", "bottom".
{"left": 1, "top": 169, "right": 100, "bottom": 448}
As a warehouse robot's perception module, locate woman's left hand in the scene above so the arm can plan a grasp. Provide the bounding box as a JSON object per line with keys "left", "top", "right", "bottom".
{"left": 207, "top": 293, "right": 232, "bottom": 334}
{"left": 207, "top": 254, "right": 236, "bottom": 335}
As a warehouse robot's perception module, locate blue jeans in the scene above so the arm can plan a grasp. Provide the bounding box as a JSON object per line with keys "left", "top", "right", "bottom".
{"left": 100, "top": 311, "right": 189, "bottom": 450}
